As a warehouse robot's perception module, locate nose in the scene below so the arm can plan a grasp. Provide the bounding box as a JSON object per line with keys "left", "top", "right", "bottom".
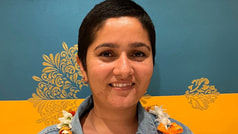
{"left": 113, "top": 53, "right": 134, "bottom": 78}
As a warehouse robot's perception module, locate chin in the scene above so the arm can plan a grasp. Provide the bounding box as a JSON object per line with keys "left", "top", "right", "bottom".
{"left": 109, "top": 95, "right": 139, "bottom": 109}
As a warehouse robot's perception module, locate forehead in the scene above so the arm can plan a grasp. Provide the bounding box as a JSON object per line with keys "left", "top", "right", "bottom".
{"left": 91, "top": 17, "right": 150, "bottom": 47}
{"left": 100, "top": 17, "right": 145, "bottom": 33}
{"left": 104, "top": 17, "right": 141, "bottom": 27}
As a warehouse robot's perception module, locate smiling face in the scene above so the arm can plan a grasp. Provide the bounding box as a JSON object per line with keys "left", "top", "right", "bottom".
{"left": 79, "top": 17, "right": 153, "bottom": 110}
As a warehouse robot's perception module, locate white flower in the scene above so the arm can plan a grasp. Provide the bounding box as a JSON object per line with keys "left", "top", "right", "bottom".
{"left": 160, "top": 116, "right": 171, "bottom": 128}
{"left": 149, "top": 106, "right": 165, "bottom": 116}
{"left": 62, "top": 130, "right": 71, "bottom": 134}
{"left": 58, "top": 117, "right": 72, "bottom": 124}
{"left": 62, "top": 110, "right": 73, "bottom": 120}
{"left": 149, "top": 105, "right": 171, "bottom": 129}
{"left": 57, "top": 111, "right": 73, "bottom": 129}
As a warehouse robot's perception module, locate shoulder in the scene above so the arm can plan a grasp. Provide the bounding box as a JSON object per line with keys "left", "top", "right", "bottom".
{"left": 148, "top": 113, "right": 193, "bottom": 134}
{"left": 38, "top": 125, "right": 59, "bottom": 134}
{"left": 169, "top": 118, "right": 193, "bottom": 134}
{"left": 38, "top": 95, "right": 93, "bottom": 134}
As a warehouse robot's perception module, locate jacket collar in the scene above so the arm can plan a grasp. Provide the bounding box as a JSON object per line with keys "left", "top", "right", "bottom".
{"left": 71, "top": 95, "right": 158, "bottom": 134}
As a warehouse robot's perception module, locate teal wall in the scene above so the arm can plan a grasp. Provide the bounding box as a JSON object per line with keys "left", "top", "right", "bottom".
{"left": 0, "top": 0, "right": 237, "bottom": 100}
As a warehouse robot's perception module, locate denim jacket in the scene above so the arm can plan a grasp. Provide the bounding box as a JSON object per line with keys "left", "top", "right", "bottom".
{"left": 39, "top": 95, "right": 193, "bottom": 134}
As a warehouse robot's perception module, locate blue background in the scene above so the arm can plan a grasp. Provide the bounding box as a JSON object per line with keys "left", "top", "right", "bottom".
{"left": 0, "top": 0, "right": 237, "bottom": 100}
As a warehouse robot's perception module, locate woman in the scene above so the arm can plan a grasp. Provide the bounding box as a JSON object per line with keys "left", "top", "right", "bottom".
{"left": 40, "top": 0, "right": 192, "bottom": 134}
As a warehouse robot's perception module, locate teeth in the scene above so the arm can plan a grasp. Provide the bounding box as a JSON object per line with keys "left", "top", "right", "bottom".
{"left": 111, "top": 83, "right": 133, "bottom": 88}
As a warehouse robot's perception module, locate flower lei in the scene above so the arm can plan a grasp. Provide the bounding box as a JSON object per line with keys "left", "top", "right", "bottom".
{"left": 58, "top": 106, "right": 183, "bottom": 134}
{"left": 145, "top": 105, "right": 183, "bottom": 134}
{"left": 57, "top": 110, "right": 75, "bottom": 134}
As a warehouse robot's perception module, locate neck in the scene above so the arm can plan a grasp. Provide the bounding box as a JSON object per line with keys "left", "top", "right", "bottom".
{"left": 89, "top": 102, "right": 138, "bottom": 134}
{"left": 95, "top": 103, "right": 137, "bottom": 120}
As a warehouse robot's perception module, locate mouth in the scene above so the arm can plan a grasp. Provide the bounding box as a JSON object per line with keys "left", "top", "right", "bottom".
{"left": 109, "top": 83, "right": 135, "bottom": 88}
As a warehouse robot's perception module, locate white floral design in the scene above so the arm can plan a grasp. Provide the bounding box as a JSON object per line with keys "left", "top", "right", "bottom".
{"left": 148, "top": 106, "right": 171, "bottom": 129}
{"left": 57, "top": 110, "right": 73, "bottom": 129}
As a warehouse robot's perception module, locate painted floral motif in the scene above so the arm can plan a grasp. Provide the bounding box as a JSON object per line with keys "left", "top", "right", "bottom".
{"left": 31, "top": 42, "right": 87, "bottom": 100}
{"left": 185, "top": 77, "right": 219, "bottom": 110}
{"left": 28, "top": 42, "right": 87, "bottom": 125}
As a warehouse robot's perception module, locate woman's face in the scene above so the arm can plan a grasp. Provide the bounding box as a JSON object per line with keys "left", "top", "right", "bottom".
{"left": 81, "top": 17, "right": 153, "bottom": 109}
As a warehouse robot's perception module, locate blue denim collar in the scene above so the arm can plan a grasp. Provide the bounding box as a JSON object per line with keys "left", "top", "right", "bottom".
{"left": 136, "top": 102, "right": 158, "bottom": 134}
{"left": 71, "top": 95, "right": 93, "bottom": 134}
{"left": 71, "top": 95, "right": 158, "bottom": 134}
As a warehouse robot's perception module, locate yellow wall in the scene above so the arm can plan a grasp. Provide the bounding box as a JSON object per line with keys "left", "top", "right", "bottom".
{"left": 1, "top": 93, "right": 237, "bottom": 134}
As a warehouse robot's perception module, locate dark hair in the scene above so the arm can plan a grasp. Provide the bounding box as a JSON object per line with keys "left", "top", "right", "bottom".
{"left": 78, "top": 0, "right": 156, "bottom": 71}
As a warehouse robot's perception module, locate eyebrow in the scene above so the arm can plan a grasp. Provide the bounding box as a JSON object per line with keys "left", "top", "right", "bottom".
{"left": 94, "top": 43, "right": 119, "bottom": 51}
{"left": 130, "top": 42, "right": 151, "bottom": 51}
{"left": 94, "top": 42, "right": 151, "bottom": 51}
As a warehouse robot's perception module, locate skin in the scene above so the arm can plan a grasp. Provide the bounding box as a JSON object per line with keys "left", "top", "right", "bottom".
{"left": 77, "top": 17, "right": 154, "bottom": 134}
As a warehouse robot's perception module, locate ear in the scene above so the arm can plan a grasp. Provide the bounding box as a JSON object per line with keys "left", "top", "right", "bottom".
{"left": 76, "top": 56, "right": 88, "bottom": 82}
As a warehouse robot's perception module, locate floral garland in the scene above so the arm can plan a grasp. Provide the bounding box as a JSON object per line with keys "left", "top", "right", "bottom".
{"left": 58, "top": 106, "right": 183, "bottom": 134}
{"left": 145, "top": 105, "right": 183, "bottom": 134}
{"left": 57, "top": 110, "right": 75, "bottom": 134}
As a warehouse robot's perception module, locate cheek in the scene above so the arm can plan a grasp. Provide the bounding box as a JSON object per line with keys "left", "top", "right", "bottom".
{"left": 86, "top": 63, "right": 113, "bottom": 95}
{"left": 87, "top": 62, "right": 113, "bottom": 83}
{"left": 136, "top": 64, "right": 153, "bottom": 84}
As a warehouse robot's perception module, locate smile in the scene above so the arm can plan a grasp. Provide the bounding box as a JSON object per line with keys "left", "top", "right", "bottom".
{"left": 109, "top": 83, "right": 135, "bottom": 88}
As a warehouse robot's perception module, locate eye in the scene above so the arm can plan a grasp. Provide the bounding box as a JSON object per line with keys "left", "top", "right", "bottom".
{"left": 132, "top": 51, "right": 146, "bottom": 57}
{"left": 99, "top": 51, "right": 114, "bottom": 57}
